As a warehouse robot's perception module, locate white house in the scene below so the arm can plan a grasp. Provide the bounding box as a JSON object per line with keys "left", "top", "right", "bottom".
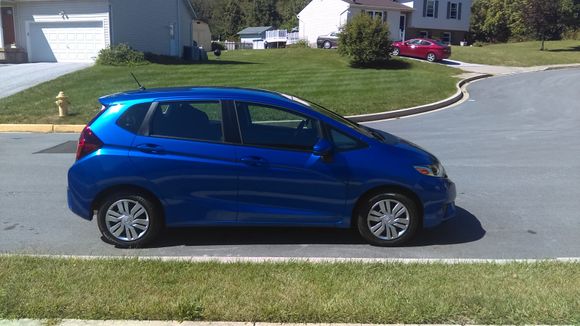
{"left": 237, "top": 26, "right": 274, "bottom": 50}
{"left": 0, "top": 0, "right": 197, "bottom": 63}
{"left": 297, "top": 0, "right": 414, "bottom": 46}
{"left": 400, "top": 0, "right": 472, "bottom": 44}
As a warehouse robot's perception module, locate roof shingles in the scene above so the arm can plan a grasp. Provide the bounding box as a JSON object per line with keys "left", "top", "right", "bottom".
{"left": 345, "top": 0, "right": 413, "bottom": 11}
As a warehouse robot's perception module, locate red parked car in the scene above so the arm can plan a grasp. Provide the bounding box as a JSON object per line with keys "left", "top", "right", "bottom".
{"left": 391, "top": 38, "right": 451, "bottom": 62}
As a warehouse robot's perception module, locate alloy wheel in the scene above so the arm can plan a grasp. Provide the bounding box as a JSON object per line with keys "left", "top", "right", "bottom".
{"left": 367, "top": 199, "right": 410, "bottom": 240}
{"left": 105, "top": 199, "right": 150, "bottom": 241}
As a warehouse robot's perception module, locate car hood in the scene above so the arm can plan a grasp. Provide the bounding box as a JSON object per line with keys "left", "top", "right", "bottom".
{"left": 369, "top": 128, "right": 438, "bottom": 164}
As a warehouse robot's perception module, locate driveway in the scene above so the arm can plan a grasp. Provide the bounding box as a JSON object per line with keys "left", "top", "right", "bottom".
{"left": 0, "top": 62, "right": 91, "bottom": 99}
{"left": 0, "top": 69, "right": 579, "bottom": 259}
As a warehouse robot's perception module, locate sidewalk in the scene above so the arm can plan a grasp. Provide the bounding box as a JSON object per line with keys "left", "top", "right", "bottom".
{"left": 441, "top": 59, "right": 580, "bottom": 75}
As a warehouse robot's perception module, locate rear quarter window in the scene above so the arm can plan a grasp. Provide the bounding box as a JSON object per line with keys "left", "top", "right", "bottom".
{"left": 116, "top": 103, "right": 151, "bottom": 134}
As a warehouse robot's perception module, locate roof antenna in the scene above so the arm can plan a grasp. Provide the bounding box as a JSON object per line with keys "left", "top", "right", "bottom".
{"left": 130, "top": 72, "right": 146, "bottom": 91}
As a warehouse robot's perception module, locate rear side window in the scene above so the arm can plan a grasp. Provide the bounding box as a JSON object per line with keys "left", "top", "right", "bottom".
{"left": 116, "top": 103, "right": 150, "bottom": 133}
{"left": 150, "top": 101, "right": 224, "bottom": 142}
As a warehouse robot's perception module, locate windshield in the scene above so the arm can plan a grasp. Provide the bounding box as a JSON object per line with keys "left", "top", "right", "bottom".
{"left": 279, "top": 93, "right": 378, "bottom": 139}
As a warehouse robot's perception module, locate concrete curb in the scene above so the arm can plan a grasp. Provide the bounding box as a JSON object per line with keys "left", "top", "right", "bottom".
{"left": 3, "top": 253, "right": 580, "bottom": 264}
{"left": 346, "top": 73, "right": 491, "bottom": 122}
{"left": 0, "top": 123, "right": 83, "bottom": 133}
{"left": 0, "top": 320, "right": 537, "bottom": 326}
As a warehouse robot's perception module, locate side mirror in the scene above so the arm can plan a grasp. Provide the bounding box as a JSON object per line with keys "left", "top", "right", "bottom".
{"left": 313, "top": 138, "right": 333, "bottom": 161}
{"left": 404, "top": 42, "right": 410, "bottom": 46}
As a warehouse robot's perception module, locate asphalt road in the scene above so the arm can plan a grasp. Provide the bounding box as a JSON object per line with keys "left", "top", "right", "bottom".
{"left": 0, "top": 63, "right": 90, "bottom": 99}
{"left": 1, "top": 69, "right": 579, "bottom": 259}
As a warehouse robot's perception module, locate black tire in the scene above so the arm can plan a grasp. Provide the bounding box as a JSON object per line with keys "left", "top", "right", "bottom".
{"left": 97, "top": 192, "right": 162, "bottom": 248}
{"left": 392, "top": 47, "right": 400, "bottom": 56}
{"left": 323, "top": 41, "right": 332, "bottom": 49}
{"left": 426, "top": 52, "right": 437, "bottom": 62}
{"left": 356, "top": 192, "right": 420, "bottom": 246}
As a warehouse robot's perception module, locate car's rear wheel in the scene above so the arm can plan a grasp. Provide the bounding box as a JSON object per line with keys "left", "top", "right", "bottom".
{"left": 357, "top": 193, "right": 419, "bottom": 246}
{"left": 426, "top": 52, "right": 437, "bottom": 62}
{"left": 97, "top": 192, "right": 162, "bottom": 248}
{"left": 323, "top": 41, "right": 332, "bottom": 49}
{"left": 392, "top": 47, "right": 400, "bottom": 56}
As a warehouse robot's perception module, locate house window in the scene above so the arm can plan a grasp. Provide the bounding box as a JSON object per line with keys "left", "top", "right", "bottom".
{"left": 426, "top": 0, "right": 436, "bottom": 17}
{"left": 450, "top": 3, "right": 458, "bottom": 19}
{"left": 442, "top": 32, "right": 451, "bottom": 44}
{"left": 366, "top": 10, "right": 385, "bottom": 22}
{"left": 446, "top": 1, "right": 463, "bottom": 20}
{"left": 420, "top": 31, "right": 429, "bottom": 38}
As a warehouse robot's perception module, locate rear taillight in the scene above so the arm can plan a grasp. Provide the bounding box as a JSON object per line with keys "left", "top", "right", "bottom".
{"left": 76, "top": 126, "right": 103, "bottom": 161}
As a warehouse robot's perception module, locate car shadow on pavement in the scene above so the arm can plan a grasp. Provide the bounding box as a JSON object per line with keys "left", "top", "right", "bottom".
{"left": 440, "top": 59, "right": 461, "bottom": 66}
{"left": 137, "top": 206, "right": 484, "bottom": 248}
{"left": 407, "top": 207, "right": 485, "bottom": 246}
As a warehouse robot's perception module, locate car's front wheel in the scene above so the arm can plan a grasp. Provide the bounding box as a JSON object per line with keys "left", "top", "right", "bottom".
{"left": 323, "top": 41, "right": 332, "bottom": 49}
{"left": 392, "top": 47, "right": 400, "bottom": 56}
{"left": 97, "top": 192, "right": 162, "bottom": 248}
{"left": 357, "top": 192, "right": 419, "bottom": 246}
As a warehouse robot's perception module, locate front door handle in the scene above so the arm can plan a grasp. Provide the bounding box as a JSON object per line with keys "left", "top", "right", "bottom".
{"left": 240, "top": 156, "right": 267, "bottom": 166}
{"left": 136, "top": 144, "right": 165, "bottom": 155}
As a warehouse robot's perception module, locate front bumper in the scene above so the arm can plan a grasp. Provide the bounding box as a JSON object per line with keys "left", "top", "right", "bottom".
{"left": 421, "top": 178, "right": 456, "bottom": 228}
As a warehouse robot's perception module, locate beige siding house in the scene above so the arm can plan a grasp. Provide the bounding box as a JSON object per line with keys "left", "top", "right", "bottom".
{"left": 401, "top": 0, "right": 472, "bottom": 44}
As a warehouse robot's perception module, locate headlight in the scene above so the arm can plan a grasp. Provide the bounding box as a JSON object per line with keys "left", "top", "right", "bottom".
{"left": 414, "top": 163, "right": 446, "bottom": 178}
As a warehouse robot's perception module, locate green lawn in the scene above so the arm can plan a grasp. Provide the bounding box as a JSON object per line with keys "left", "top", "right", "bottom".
{"left": 0, "top": 257, "right": 579, "bottom": 324}
{"left": 451, "top": 40, "right": 580, "bottom": 67}
{"left": 0, "top": 49, "right": 460, "bottom": 124}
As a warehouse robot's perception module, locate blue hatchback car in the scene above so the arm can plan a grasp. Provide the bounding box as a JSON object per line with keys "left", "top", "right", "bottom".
{"left": 68, "top": 87, "right": 456, "bottom": 247}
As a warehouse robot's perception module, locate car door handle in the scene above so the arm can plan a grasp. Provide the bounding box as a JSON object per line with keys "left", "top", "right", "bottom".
{"left": 136, "top": 144, "right": 165, "bottom": 155}
{"left": 240, "top": 156, "right": 267, "bottom": 166}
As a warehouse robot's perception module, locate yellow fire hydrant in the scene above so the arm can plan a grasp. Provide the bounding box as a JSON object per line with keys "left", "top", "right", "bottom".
{"left": 55, "top": 91, "right": 70, "bottom": 117}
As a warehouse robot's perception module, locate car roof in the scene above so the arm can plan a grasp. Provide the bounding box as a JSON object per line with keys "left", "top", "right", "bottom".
{"left": 99, "top": 87, "right": 292, "bottom": 106}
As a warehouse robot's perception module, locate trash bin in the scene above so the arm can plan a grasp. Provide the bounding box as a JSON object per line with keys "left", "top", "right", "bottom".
{"left": 182, "top": 46, "right": 193, "bottom": 61}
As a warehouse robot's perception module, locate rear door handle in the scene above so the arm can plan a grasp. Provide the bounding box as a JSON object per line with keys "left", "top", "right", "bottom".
{"left": 240, "top": 156, "right": 267, "bottom": 166}
{"left": 136, "top": 144, "right": 165, "bottom": 155}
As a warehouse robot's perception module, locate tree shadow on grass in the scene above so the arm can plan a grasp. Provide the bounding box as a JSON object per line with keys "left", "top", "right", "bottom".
{"left": 350, "top": 59, "right": 411, "bottom": 70}
{"left": 545, "top": 45, "right": 580, "bottom": 52}
{"left": 118, "top": 206, "right": 484, "bottom": 249}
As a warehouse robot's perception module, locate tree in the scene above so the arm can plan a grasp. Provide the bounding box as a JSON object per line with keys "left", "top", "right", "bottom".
{"left": 522, "top": 0, "right": 573, "bottom": 50}
{"left": 245, "top": 0, "right": 279, "bottom": 27}
{"left": 223, "top": 0, "right": 245, "bottom": 39}
{"left": 338, "top": 14, "right": 392, "bottom": 66}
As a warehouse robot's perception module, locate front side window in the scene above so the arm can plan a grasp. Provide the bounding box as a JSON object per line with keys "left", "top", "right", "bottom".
{"left": 235, "top": 102, "right": 320, "bottom": 151}
{"left": 329, "top": 128, "right": 363, "bottom": 151}
{"left": 149, "top": 101, "right": 223, "bottom": 142}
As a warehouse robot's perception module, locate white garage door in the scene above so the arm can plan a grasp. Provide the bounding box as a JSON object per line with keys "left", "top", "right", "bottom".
{"left": 28, "top": 21, "right": 105, "bottom": 62}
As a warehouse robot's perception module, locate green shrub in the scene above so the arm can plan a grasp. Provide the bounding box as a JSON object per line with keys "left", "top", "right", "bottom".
{"left": 287, "top": 39, "right": 310, "bottom": 48}
{"left": 338, "top": 14, "right": 392, "bottom": 66}
{"left": 211, "top": 42, "right": 226, "bottom": 51}
{"left": 96, "top": 43, "right": 147, "bottom": 66}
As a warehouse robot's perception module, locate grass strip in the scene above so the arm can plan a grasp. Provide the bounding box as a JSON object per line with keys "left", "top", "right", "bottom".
{"left": 0, "top": 256, "right": 579, "bottom": 324}
{"left": 0, "top": 48, "right": 459, "bottom": 124}
{"left": 451, "top": 40, "right": 580, "bottom": 67}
